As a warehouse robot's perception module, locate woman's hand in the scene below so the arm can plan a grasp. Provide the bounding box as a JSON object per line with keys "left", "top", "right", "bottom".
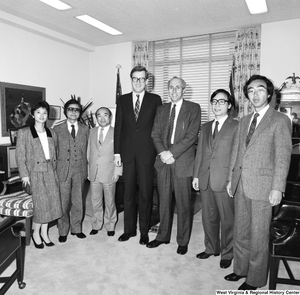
{"left": 22, "top": 176, "right": 30, "bottom": 186}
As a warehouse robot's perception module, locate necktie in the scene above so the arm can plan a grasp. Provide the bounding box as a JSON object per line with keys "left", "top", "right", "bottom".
{"left": 213, "top": 121, "right": 219, "bottom": 139}
{"left": 167, "top": 104, "right": 176, "bottom": 148}
{"left": 134, "top": 94, "right": 140, "bottom": 121}
{"left": 71, "top": 125, "right": 75, "bottom": 139}
{"left": 99, "top": 127, "right": 104, "bottom": 144}
{"left": 246, "top": 113, "right": 259, "bottom": 146}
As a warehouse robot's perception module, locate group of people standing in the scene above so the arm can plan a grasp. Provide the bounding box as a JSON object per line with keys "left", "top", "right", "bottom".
{"left": 15, "top": 65, "right": 292, "bottom": 291}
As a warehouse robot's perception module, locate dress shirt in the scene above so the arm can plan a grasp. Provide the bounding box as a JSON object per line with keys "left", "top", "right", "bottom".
{"left": 97, "top": 125, "right": 110, "bottom": 142}
{"left": 212, "top": 115, "right": 228, "bottom": 135}
{"left": 248, "top": 104, "right": 270, "bottom": 132}
{"left": 170, "top": 98, "right": 183, "bottom": 144}
{"left": 37, "top": 131, "right": 50, "bottom": 160}
{"left": 132, "top": 91, "right": 145, "bottom": 111}
{"left": 67, "top": 121, "right": 78, "bottom": 136}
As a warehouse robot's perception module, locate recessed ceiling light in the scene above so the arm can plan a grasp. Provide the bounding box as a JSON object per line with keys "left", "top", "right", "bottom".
{"left": 39, "top": 0, "right": 72, "bottom": 10}
{"left": 245, "top": 0, "right": 268, "bottom": 14}
{"left": 76, "top": 15, "right": 122, "bottom": 35}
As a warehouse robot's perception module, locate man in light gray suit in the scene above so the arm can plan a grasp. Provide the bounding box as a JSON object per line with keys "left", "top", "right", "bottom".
{"left": 87, "top": 107, "right": 122, "bottom": 237}
{"left": 147, "top": 76, "right": 201, "bottom": 255}
{"left": 54, "top": 99, "right": 89, "bottom": 243}
{"left": 225, "top": 75, "right": 292, "bottom": 290}
{"left": 193, "top": 89, "right": 238, "bottom": 269}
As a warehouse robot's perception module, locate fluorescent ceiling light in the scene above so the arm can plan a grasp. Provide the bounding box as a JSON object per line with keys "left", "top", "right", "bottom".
{"left": 245, "top": 0, "right": 268, "bottom": 14}
{"left": 76, "top": 15, "right": 122, "bottom": 35}
{"left": 39, "top": 0, "right": 71, "bottom": 11}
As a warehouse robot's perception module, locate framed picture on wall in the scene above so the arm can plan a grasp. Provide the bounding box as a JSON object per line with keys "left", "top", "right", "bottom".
{"left": 49, "top": 105, "right": 61, "bottom": 120}
{"left": 0, "top": 82, "right": 46, "bottom": 137}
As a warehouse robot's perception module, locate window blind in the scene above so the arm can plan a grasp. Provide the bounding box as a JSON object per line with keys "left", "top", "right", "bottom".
{"left": 148, "top": 31, "right": 236, "bottom": 123}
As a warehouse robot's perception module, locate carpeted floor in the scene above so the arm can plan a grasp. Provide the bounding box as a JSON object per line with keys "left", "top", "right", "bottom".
{"left": 2, "top": 191, "right": 300, "bottom": 294}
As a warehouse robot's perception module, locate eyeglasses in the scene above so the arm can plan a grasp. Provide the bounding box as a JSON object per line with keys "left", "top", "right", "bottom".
{"left": 132, "top": 77, "right": 146, "bottom": 83}
{"left": 67, "top": 107, "right": 81, "bottom": 113}
{"left": 211, "top": 99, "right": 228, "bottom": 105}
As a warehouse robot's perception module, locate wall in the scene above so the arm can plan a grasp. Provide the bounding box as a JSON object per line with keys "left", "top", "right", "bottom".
{"left": 88, "top": 42, "right": 132, "bottom": 125}
{"left": 261, "top": 18, "right": 300, "bottom": 88}
{"left": 0, "top": 21, "right": 90, "bottom": 144}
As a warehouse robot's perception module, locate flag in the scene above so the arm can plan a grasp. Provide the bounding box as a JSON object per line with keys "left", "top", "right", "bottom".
{"left": 115, "top": 68, "right": 122, "bottom": 104}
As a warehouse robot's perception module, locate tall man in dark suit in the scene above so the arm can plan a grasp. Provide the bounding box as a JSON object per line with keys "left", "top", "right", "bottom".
{"left": 192, "top": 89, "right": 238, "bottom": 269}
{"left": 54, "top": 99, "right": 89, "bottom": 243}
{"left": 147, "top": 76, "right": 201, "bottom": 255}
{"left": 225, "top": 75, "right": 292, "bottom": 290}
{"left": 114, "top": 66, "right": 162, "bottom": 245}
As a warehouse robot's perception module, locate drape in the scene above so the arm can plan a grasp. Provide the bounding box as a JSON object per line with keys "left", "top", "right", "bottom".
{"left": 232, "top": 26, "right": 261, "bottom": 118}
{"left": 133, "top": 42, "right": 148, "bottom": 68}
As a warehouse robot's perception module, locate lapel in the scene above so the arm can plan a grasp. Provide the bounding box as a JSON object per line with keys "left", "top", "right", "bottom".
{"left": 125, "top": 92, "right": 136, "bottom": 127}
{"left": 136, "top": 91, "right": 150, "bottom": 125}
{"left": 162, "top": 103, "right": 172, "bottom": 141}
{"left": 174, "top": 100, "right": 187, "bottom": 142}
{"left": 103, "top": 126, "right": 113, "bottom": 145}
{"left": 205, "top": 121, "right": 214, "bottom": 151}
{"left": 212, "top": 117, "right": 232, "bottom": 150}
{"left": 92, "top": 127, "right": 101, "bottom": 150}
{"left": 246, "top": 107, "right": 274, "bottom": 149}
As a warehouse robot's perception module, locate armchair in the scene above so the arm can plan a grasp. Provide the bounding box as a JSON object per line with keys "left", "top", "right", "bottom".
{"left": 0, "top": 216, "right": 26, "bottom": 294}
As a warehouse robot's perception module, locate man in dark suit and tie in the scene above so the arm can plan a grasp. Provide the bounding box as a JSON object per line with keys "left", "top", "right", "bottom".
{"left": 225, "top": 75, "right": 292, "bottom": 290}
{"left": 192, "top": 89, "right": 238, "bottom": 269}
{"left": 114, "top": 66, "right": 162, "bottom": 245}
{"left": 54, "top": 99, "right": 89, "bottom": 243}
{"left": 147, "top": 76, "right": 201, "bottom": 255}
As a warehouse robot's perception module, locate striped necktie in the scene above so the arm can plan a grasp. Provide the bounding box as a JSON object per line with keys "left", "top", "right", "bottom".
{"left": 134, "top": 94, "right": 140, "bottom": 121}
{"left": 213, "top": 121, "right": 219, "bottom": 140}
{"left": 246, "top": 113, "right": 259, "bottom": 146}
{"left": 167, "top": 104, "right": 176, "bottom": 148}
{"left": 99, "top": 127, "right": 104, "bottom": 144}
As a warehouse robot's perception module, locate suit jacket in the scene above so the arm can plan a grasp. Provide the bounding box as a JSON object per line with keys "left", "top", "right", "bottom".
{"left": 16, "top": 125, "right": 58, "bottom": 178}
{"left": 87, "top": 126, "right": 122, "bottom": 183}
{"left": 194, "top": 116, "right": 238, "bottom": 192}
{"left": 152, "top": 99, "right": 201, "bottom": 177}
{"left": 114, "top": 91, "right": 162, "bottom": 164}
{"left": 229, "top": 107, "right": 292, "bottom": 200}
{"left": 53, "top": 120, "right": 89, "bottom": 181}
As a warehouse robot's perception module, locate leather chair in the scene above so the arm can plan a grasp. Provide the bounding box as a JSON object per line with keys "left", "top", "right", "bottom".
{"left": 0, "top": 216, "right": 26, "bottom": 294}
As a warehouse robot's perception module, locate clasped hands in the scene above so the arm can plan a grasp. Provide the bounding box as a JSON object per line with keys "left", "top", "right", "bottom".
{"left": 160, "top": 151, "right": 175, "bottom": 165}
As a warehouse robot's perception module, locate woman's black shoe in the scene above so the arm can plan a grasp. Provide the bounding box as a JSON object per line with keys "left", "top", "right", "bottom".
{"left": 32, "top": 236, "right": 44, "bottom": 249}
{"left": 41, "top": 236, "right": 55, "bottom": 247}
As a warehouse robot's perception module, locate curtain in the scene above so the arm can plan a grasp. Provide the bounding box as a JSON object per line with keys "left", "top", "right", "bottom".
{"left": 233, "top": 26, "right": 261, "bottom": 118}
{"left": 133, "top": 42, "right": 148, "bottom": 67}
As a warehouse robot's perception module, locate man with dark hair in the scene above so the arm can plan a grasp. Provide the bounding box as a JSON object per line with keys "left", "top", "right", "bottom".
{"left": 147, "top": 76, "right": 201, "bottom": 255}
{"left": 54, "top": 98, "right": 89, "bottom": 243}
{"left": 114, "top": 66, "right": 162, "bottom": 245}
{"left": 192, "top": 89, "right": 238, "bottom": 269}
{"left": 225, "top": 75, "right": 292, "bottom": 290}
{"left": 87, "top": 107, "right": 122, "bottom": 237}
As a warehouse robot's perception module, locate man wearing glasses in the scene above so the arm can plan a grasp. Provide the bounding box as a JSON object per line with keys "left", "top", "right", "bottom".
{"left": 225, "top": 75, "right": 292, "bottom": 290}
{"left": 114, "top": 66, "right": 162, "bottom": 245}
{"left": 54, "top": 99, "right": 89, "bottom": 243}
{"left": 192, "top": 89, "right": 237, "bottom": 268}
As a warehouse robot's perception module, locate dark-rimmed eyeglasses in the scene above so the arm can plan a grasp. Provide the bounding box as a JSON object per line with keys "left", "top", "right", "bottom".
{"left": 210, "top": 99, "right": 228, "bottom": 105}
{"left": 132, "top": 77, "right": 146, "bottom": 83}
{"left": 67, "top": 107, "right": 81, "bottom": 113}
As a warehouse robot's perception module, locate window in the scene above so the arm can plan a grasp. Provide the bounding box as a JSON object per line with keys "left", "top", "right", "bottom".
{"left": 148, "top": 31, "right": 236, "bottom": 123}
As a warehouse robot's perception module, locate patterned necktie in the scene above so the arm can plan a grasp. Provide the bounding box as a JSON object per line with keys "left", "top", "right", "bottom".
{"left": 134, "top": 94, "right": 140, "bottom": 121}
{"left": 167, "top": 104, "right": 176, "bottom": 148}
{"left": 71, "top": 125, "right": 75, "bottom": 139}
{"left": 99, "top": 127, "right": 104, "bottom": 144}
{"left": 213, "top": 121, "right": 219, "bottom": 139}
{"left": 246, "top": 113, "right": 259, "bottom": 146}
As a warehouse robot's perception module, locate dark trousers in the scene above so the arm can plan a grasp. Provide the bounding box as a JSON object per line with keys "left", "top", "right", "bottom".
{"left": 156, "top": 164, "right": 192, "bottom": 246}
{"left": 123, "top": 157, "right": 154, "bottom": 235}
